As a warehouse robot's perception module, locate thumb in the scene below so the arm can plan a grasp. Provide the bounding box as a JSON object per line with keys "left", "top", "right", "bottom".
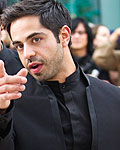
{"left": 17, "top": 68, "right": 28, "bottom": 77}
{"left": 0, "top": 60, "right": 6, "bottom": 78}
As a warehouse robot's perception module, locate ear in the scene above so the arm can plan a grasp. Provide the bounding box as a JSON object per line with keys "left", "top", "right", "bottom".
{"left": 0, "top": 25, "right": 4, "bottom": 31}
{"left": 59, "top": 25, "right": 71, "bottom": 48}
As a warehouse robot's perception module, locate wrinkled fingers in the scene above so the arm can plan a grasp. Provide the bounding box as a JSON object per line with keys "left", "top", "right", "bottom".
{"left": 0, "top": 92, "right": 22, "bottom": 109}
{"left": 0, "top": 75, "right": 27, "bottom": 86}
{"left": 0, "top": 84, "right": 26, "bottom": 94}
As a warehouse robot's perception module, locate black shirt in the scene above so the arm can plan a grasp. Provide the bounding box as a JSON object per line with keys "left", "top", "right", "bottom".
{"left": 44, "top": 65, "right": 92, "bottom": 150}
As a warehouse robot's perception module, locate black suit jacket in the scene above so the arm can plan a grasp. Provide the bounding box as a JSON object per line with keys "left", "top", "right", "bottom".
{"left": 0, "top": 44, "right": 120, "bottom": 150}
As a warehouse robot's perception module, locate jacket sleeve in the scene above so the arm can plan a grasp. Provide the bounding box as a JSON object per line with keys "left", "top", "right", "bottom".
{"left": 92, "top": 39, "right": 120, "bottom": 70}
{"left": 0, "top": 102, "right": 15, "bottom": 150}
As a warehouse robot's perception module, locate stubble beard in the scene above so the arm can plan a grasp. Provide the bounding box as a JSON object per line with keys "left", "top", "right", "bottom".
{"left": 29, "top": 44, "right": 64, "bottom": 82}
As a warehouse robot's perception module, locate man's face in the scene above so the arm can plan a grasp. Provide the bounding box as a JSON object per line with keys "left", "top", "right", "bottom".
{"left": 71, "top": 23, "right": 88, "bottom": 50}
{"left": 11, "top": 16, "right": 64, "bottom": 81}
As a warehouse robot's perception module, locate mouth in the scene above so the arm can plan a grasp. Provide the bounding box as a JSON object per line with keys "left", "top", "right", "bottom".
{"left": 28, "top": 62, "right": 43, "bottom": 74}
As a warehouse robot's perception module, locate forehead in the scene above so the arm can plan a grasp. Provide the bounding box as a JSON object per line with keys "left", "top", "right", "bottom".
{"left": 75, "top": 23, "right": 85, "bottom": 31}
{"left": 97, "top": 26, "right": 110, "bottom": 34}
{"left": 11, "top": 15, "right": 42, "bottom": 29}
{"left": 10, "top": 15, "right": 50, "bottom": 40}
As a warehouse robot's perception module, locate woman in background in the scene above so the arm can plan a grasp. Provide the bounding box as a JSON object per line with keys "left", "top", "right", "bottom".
{"left": 71, "top": 18, "right": 110, "bottom": 81}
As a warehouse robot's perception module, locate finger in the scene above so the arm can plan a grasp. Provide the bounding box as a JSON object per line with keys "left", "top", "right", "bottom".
{"left": 0, "top": 84, "right": 26, "bottom": 94}
{"left": 17, "top": 68, "right": 28, "bottom": 77}
{"left": 0, "top": 92, "right": 22, "bottom": 109}
{"left": 0, "top": 60, "right": 6, "bottom": 78}
{"left": 0, "top": 99, "right": 10, "bottom": 109}
{"left": 0, "top": 75, "right": 27, "bottom": 86}
{"left": 2, "top": 92, "right": 22, "bottom": 100}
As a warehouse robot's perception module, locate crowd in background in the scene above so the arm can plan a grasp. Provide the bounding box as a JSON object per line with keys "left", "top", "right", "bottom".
{"left": 70, "top": 17, "right": 120, "bottom": 86}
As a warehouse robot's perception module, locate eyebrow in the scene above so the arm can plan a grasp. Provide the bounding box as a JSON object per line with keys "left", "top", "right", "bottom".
{"left": 12, "top": 32, "right": 46, "bottom": 45}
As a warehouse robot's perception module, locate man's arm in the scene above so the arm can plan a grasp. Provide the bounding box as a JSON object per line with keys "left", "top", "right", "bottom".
{"left": 0, "top": 60, "right": 28, "bottom": 149}
{"left": 0, "top": 60, "right": 27, "bottom": 109}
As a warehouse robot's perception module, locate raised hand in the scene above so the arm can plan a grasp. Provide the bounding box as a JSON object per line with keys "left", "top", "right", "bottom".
{"left": 0, "top": 60, "right": 28, "bottom": 109}
{"left": 110, "top": 27, "right": 120, "bottom": 43}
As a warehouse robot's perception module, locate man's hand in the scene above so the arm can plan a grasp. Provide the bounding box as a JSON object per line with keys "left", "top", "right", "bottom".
{"left": 0, "top": 60, "right": 28, "bottom": 109}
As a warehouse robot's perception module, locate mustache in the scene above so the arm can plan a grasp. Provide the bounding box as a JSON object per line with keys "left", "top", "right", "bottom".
{"left": 27, "top": 57, "right": 44, "bottom": 64}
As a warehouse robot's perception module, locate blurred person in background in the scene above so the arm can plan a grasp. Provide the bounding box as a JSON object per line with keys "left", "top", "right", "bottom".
{"left": 0, "top": 0, "right": 24, "bottom": 74}
{"left": 71, "top": 17, "right": 94, "bottom": 74}
{"left": 92, "top": 24, "right": 110, "bottom": 49}
{"left": 71, "top": 17, "right": 110, "bottom": 81}
{"left": 0, "top": 0, "right": 14, "bottom": 49}
{"left": 92, "top": 24, "right": 120, "bottom": 86}
{"left": 1, "top": 25, "right": 14, "bottom": 48}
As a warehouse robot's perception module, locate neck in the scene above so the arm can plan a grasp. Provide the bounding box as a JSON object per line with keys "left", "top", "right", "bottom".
{"left": 58, "top": 58, "right": 76, "bottom": 83}
{"left": 48, "top": 48, "right": 76, "bottom": 83}
{"left": 71, "top": 48, "right": 87, "bottom": 57}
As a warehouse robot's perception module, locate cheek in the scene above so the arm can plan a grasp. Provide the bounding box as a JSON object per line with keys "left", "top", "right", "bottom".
{"left": 84, "top": 35, "right": 88, "bottom": 40}
{"left": 96, "top": 35, "right": 103, "bottom": 40}
{"left": 44, "top": 44, "right": 58, "bottom": 56}
{"left": 83, "top": 36, "right": 88, "bottom": 45}
{"left": 71, "top": 35, "right": 75, "bottom": 40}
{"left": 18, "top": 53, "right": 26, "bottom": 67}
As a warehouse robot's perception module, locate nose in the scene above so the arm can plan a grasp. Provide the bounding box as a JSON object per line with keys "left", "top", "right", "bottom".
{"left": 24, "top": 44, "right": 36, "bottom": 59}
{"left": 73, "top": 32, "right": 80, "bottom": 38}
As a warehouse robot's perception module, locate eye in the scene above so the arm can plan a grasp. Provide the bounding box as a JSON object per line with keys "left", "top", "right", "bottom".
{"left": 32, "top": 37, "right": 41, "bottom": 43}
{"left": 78, "top": 31, "right": 86, "bottom": 35}
{"left": 15, "top": 44, "right": 23, "bottom": 51}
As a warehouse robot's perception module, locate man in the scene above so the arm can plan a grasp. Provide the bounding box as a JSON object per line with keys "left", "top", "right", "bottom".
{"left": 0, "top": 0, "right": 120, "bottom": 150}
